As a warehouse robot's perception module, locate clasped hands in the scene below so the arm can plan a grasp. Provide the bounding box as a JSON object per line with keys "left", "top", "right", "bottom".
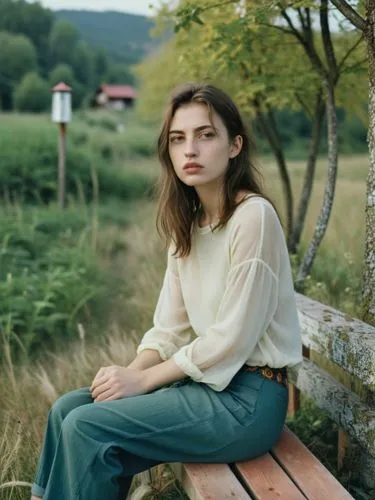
{"left": 89, "top": 365, "right": 148, "bottom": 403}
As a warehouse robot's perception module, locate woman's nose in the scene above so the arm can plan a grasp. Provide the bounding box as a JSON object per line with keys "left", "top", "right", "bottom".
{"left": 184, "top": 139, "right": 198, "bottom": 157}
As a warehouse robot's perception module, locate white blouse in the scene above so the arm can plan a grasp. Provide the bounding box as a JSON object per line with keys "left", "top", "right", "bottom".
{"left": 137, "top": 196, "right": 303, "bottom": 391}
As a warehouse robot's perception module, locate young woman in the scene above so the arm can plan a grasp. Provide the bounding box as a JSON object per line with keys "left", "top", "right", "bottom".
{"left": 31, "top": 83, "right": 302, "bottom": 500}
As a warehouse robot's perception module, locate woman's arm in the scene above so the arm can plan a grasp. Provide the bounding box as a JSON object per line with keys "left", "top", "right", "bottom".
{"left": 143, "top": 357, "right": 187, "bottom": 391}
{"left": 90, "top": 246, "right": 193, "bottom": 401}
{"left": 127, "top": 349, "right": 163, "bottom": 370}
{"left": 135, "top": 245, "right": 193, "bottom": 360}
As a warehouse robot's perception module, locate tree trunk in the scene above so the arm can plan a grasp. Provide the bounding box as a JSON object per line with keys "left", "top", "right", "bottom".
{"left": 255, "top": 106, "right": 294, "bottom": 248}
{"left": 292, "top": 91, "right": 325, "bottom": 254}
{"left": 362, "top": 0, "right": 375, "bottom": 326}
{"left": 296, "top": 78, "right": 338, "bottom": 290}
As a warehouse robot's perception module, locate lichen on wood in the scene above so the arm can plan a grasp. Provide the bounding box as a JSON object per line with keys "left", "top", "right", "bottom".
{"left": 289, "top": 359, "right": 375, "bottom": 457}
{"left": 296, "top": 293, "right": 375, "bottom": 389}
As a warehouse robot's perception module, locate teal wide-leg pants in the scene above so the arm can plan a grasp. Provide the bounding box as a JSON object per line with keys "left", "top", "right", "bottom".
{"left": 31, "top": 369, "right": 288, "bottom": 499}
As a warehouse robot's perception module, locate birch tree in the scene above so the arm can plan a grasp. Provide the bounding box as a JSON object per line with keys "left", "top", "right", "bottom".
{"left": 327, "top": 0, "right": 374, "bottom": 324}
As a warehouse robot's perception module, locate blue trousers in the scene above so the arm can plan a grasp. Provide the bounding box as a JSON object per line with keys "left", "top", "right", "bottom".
{"left": 31, "top": 369, "right": 288, "bottom": 499}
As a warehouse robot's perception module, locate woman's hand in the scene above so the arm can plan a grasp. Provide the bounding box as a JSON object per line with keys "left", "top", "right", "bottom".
{"left": 89, "top": 365, "right": 148, "bottom": 402}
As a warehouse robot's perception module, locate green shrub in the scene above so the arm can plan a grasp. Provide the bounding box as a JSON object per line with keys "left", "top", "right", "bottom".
{"left": 287, "top": 397, "right": 338, "bottom": 473}
{"left": 13, "top": 72, "right": 50, "bottom": 113}
{"left": 78, "top": 110, "right": 158, "bottom": 158}
{"left": 85, "top": 113, "right": 118, "bottom": 132}
{"left": 0, "top": 116, "right": 155, "bottom": 204}
{"left": 291, "top": 247, "right": 362, "bottom": 317}
{"left": 121, "top": 125, "right": 157, "bottom": 157}
{"left": 0, "top": 204, "right": 129, "bottom": 362}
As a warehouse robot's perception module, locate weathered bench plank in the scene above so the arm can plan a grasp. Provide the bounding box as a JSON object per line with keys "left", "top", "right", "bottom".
{"left": 171, "top": 427, "right": 354, "bottom": 499}
{"left": 296, "top": 293, "right": 375, "bottom": 390}
{"left": 272, "top": 427, "right": 353, "bottom": 499}
{"left": 233, "top": 452, "right": 305, "bottom": 499}
{"left": 171, "top": 462, "right": 250, "bottom": 499}
{"left": 289, "top": 358, "right": 375, "bottom": 458}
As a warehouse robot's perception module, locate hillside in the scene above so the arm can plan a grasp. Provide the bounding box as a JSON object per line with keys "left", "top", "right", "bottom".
{"left": 55, "top": 9, "right": 160, "bottom": 65}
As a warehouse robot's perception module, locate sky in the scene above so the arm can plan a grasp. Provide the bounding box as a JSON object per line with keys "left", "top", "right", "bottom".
{"left": 28, "top": 0, "right": 154, "bottom": 16}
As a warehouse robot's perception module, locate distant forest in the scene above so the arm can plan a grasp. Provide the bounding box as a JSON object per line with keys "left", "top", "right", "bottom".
{"left": 0, "top": 0, "right": 159, "bottom": 112}
{"left": 55, "top": 10, "right": 161, "bottom": 66}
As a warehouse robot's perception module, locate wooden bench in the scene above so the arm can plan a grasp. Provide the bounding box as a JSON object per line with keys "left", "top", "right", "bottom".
{"left": 171, "top": 426, "right": 353, "bottom": 499}
{"left": 169, "top": 293, "right": 375, "bottom": 499}
{"left": 133, "top": 293, "right": 375, "bottom": 498}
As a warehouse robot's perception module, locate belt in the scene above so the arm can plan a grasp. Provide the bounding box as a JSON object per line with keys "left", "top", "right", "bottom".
{"left": 241, "top": 364, "right": 288, "bottom": 388}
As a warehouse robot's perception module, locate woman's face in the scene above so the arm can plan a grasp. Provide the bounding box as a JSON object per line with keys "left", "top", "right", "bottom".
{"left": 168, "top": 102, "right": 242, "bottom": 189}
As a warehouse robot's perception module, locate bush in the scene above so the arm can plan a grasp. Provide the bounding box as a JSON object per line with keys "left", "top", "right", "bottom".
{"left": 13, "top": 72, "right": 50, "bottom": 112}
{"left": 0, "top": 31, "right": 38, "bottom": 110}
{"left": 78, "top": 110, "right": 158, "bottom": 158}
{"left": 0, "top": 116, "right": 155, "bottom": 204}
{"left": 290, "top": 247, "right": 362, "bottom": 317}
{"left": 0, "top": 204, "right": 129, "bottom": 362}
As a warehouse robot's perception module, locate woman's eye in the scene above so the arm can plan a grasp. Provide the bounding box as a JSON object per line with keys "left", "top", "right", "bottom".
{"left": 170, "top": 136, "right": 183, "bottom": 144}
{"left": 200, "top": 132, "right": 215, "bottom": 139}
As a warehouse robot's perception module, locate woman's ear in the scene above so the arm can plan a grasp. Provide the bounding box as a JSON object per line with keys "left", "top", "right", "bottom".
{"left": 229, "top": 135, "right": 243, "bottom": 159}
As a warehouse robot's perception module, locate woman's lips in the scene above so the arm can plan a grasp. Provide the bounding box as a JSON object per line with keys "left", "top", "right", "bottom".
{"left": 184, "top": 166, "right": 203, "bottom": 174}
{"left": 183, "top": 163, "right": 204, "bottom": 174}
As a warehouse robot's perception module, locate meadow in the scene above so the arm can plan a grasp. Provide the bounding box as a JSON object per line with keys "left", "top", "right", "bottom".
{"left": 0, "top": 110, "right": 369, "bottom": 499}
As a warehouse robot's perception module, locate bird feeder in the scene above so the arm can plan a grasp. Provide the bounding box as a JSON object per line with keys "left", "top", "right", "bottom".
{"left": 51, "top": 81, "right": 72, "bottom": 123}
{"left": 51, "top": 82, "right": 73, "bottom": 209}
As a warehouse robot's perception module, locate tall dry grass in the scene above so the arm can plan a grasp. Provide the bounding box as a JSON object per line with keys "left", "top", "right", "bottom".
{"left": 268, "top": 154, "right": 366, "bottom": 314}
{"left": 0, "top": 199, "right": 185, "bottom": 499}
{"left": 0, "top": 153, "right": 369, "bottom": 499}
{"left": 263, "top": 154, "right": 366, "bottom": 264}
{"left": 0, "top": 326, "right": 136, "bottom": 499}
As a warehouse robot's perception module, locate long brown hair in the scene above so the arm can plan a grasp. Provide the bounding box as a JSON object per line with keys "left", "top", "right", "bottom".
{"left": 156, "top": 82, "right": 278, "bottom": 258}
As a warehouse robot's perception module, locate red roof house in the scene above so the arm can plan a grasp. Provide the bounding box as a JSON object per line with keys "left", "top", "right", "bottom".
{"left": 95, "top": 84, "right": 137, "bottom": 110}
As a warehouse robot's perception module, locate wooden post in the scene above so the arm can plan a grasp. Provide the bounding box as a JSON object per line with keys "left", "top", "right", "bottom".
{"left": 51, "top": 82, "right": 72, "bottom": 210}
{"left": 337, "top": 428, "right": 349, "bottom": 471}
{"left": 360, "top": 449, "right": 375, "bottom": 490}
{"left": 288, "top": 346, "right": 310, "bottom": 417}
{"left": 58, "top": 122, "right": 67, "bottom": 209}
{"left": 287, "top": 383, "right": 300, "bottom": 417}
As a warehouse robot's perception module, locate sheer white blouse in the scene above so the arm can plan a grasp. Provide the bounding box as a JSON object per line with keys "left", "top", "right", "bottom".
{"left": 137, "top": 196, "right": 303, "bottom": 391}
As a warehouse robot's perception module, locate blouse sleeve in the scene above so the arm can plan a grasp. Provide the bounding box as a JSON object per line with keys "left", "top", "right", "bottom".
{"left": 172, "top": 201, "right": 282, "bottom": 391}
{"left": 136, "top": 245, "right": 194, "bottom": 360}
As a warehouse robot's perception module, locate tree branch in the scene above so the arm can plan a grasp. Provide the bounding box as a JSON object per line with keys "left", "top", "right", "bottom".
{"left": 342, "top": 57, "right": 368, "bottom": 73}
{"left": 199, "top": 0, "right": 236, "bottom": 13}
{"left": 259, "top": 22, "right": 294, "bottom": 35}
{"left": 280, "top": 5, "right": 327, "bottom": 78}
{"left": 295, "top": 92, "right": 313, "bottom": 119}
{"left": 321, "top": 0, "right": 338, "bottom": 81}
{"left": 297, "top": 7, "right": 307, "bottom": 31}
{"left": 306, "top": 7, "right": 312, "bottom": 32}
{"left": 338, "top": 34, "right": 365, "bottom": 72}
{"left": 329, "top": 0, "right": 366, "bottom": 32}
{"left": 303, "top": 8, "right": 315, "bottom": 61}
{"left": 279, "top": 7, "right": 306, "bottom": 46}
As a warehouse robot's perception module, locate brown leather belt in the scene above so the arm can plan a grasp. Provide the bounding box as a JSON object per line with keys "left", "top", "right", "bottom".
{"left": 241, "top": 364, "right": 288, "bottom": 388}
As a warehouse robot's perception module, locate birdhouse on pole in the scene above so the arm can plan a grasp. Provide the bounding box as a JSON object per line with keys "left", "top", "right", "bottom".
{"left": 51, "top": 82, "right": 72, "bottom": 209}
{"left": 51, "top": 82, "right": 72, "bottom": 123}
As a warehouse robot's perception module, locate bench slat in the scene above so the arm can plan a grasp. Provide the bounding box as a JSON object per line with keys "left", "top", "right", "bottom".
{"left": 295, "top": 293, "right": 375, "bottom": 389}
{"left": 272, "top": 427, "right": 353, "bottom": 499}
{"left": 234, "top": 453, "right": 306, "bottom": 499}
{"left": 173, "top": 462, "right": 250, "bottom": 500}
{"left": 289, "top": 359, "right": 375, "bottom": 458}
